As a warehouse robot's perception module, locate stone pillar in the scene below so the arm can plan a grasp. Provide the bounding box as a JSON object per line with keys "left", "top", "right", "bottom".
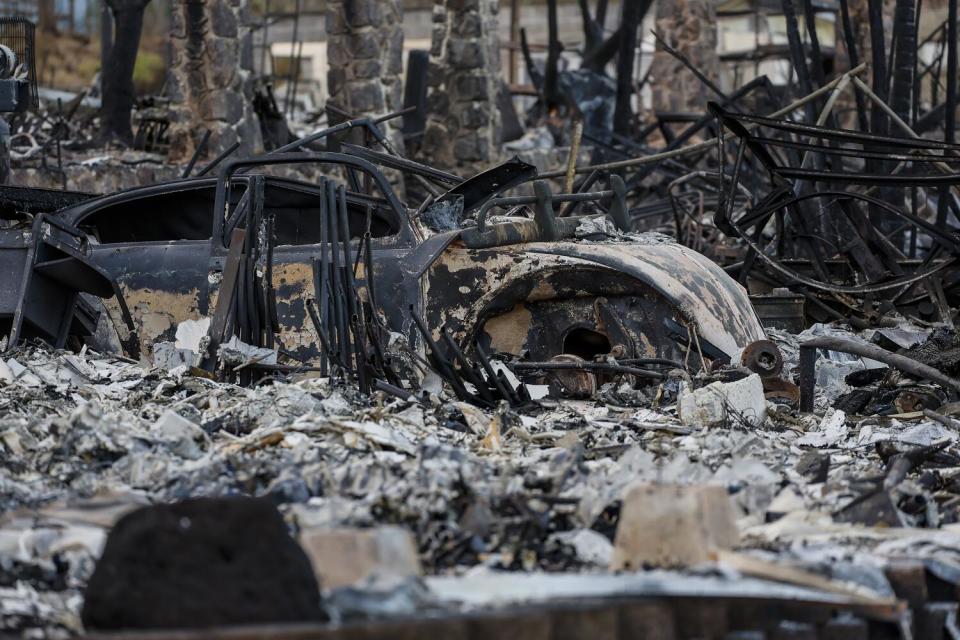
{"left": 325, "top": 0, "right": 405, "bottom": 153}
{"left": 649, "top": 0, "right": 719, "bottom": 114}
{"left": 166, "top": 0, "right": 263, "bottom": 163}
{"left": 421, "top": 0, "right": 501, "bottom": 172}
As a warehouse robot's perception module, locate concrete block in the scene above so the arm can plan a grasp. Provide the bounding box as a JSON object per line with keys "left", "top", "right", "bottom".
{"left": 610, "top": 484, "right": 739, "bottom": 569}
{"left": 679, "top": 373, "right": 767, "bottom": 428}
{"left": 300, "top": 526, "right": 422, "bottom": 589}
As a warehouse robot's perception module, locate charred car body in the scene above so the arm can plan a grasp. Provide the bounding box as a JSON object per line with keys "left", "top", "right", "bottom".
{"left": 1, "top": 122, "right": 765, "bottom": 398}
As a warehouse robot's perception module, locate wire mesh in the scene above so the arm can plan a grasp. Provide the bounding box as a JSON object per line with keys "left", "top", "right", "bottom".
{"left": 0, "top": 16, "right": 37, "bottom": 108}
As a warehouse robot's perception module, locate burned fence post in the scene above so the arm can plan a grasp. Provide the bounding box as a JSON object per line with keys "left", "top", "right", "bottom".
{"left": 421, "top": 0, "right": 501, "bottom": 171}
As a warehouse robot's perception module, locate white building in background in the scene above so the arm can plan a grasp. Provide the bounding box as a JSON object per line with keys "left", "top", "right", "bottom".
{"left": 716, "top": 0, "right": 838, "bottom": 90}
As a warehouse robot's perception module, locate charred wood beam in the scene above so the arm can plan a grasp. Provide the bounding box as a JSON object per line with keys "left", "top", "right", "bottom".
{"left": 799, "top": 336, "right": 960, "bottom": 412}
{"left": 948, "top": 0, "right": 958, "bottom": 145}
{"left": 889, "top": 0, "right": 917, "bottom": 213}
{"left": 912, "top": 0, "right": 923, "bottom": 129}
{"left": 867, "top": 0, "right": 888, "bottom": 133}
{"left": 100, "top": 1, "right": 112, "bottom": 78}
{"left": 865, "top": 0, "right": 889, "bottom": 98}
{"left": 596, "top": 0, "right": 608, "bottom": 27}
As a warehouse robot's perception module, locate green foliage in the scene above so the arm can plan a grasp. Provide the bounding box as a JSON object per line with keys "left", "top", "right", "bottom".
{"left": 133, "top": 50, "right": 166, "bottom": 93}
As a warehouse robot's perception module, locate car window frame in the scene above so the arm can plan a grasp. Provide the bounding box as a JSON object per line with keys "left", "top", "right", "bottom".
{"left": 212, "top": 152, "right": 411, "bottom": 253}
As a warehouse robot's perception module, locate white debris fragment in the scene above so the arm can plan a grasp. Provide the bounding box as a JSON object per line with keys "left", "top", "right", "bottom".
{"left": 611, "top": 483, "right": 739, "bottom": 569}
{"left": 526, "top": 384, "right": 549, "bottom": 400}
{"left": 548, "top": 529, "right": 613, "bottom": 566}
{"left": 679, "top": 374, "right": 767, "bottom": 428}
{"left": 299, "top": 526, "right": 422, "bottom": 589}
{"left": 0, "top": 358, "right": 13, "bottom": 384}
{"left": 874, "top": 327, "right": 931, "bottom": 349}
{"left": 175, "top": 317, "right": 211, "bottom": 352}
{"left": 796, "top": 409, "right": 848, "bottom": 447}
{"left": 488, "top": 360, "right": 522, "bottom": 389}
{"left": 333, "top": 419, "right": 418, "bottom": 455}
{"left": 575, "top": 216, "right": 619, "bottom": 238}
{"left": 218, "top": 335, "right": 278, "bottom": 366}
{"left": 4, "top": 357, "right": 40, "bottom": 386}
{"left": 150, "top": 410, "right": 207, "bottom": 460}
{"left": 152, "top": 341, "right": 195, "bottom": 371}
{"left": 153, "top": 320, "right": 207, "bottom": 370}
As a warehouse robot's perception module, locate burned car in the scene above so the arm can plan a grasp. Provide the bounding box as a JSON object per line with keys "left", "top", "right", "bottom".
{"left": 4, "top": 132, "right": 764, "bottom": 398}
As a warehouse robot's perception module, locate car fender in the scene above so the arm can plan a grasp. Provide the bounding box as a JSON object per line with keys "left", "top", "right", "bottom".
{"left": 425, "top": 238, "right": 764, "bottom": 360}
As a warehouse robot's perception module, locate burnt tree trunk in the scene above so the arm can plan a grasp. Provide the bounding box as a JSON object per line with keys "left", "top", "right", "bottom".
{"left": 577, "top": 0, "right": 603, "bottom": 57}
{"left": 613, "top": 0, "right": 645, "bottom": 135}
{"left": 866, "top": 0, "right": 887, "bottom": 133}
{"left": 544, "top": 0, "right": 561, "bottom": 108}
{"left": 99, "top": 0, "right": 151, "bottom": 145}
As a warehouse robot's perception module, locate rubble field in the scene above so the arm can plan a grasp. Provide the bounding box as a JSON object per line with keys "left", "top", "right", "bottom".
{"left": 2, "top": 0, "right": 960, "bottom": 635}
{"left": 3, "top": 317, "right": 960, "bottom": 637}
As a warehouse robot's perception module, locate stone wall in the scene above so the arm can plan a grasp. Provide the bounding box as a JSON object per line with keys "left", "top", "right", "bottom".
{"left": 11, "top": 157, "right": 181, "bottom": 193}
{"left": 326, "top": 0, "right": 405, "bottom": 151}
{"left": 420, "top": 0, "right": 501, "bottom": 172}
{"left": 648, "top": 0, "right": 718, "bottom": 114}
{"left": 166, "top": 0, "right": 263, "bottom": 163}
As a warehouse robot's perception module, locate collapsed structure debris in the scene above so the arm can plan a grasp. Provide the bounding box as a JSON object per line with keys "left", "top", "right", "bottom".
{"left": 2, "top": 0, "right": 960, "bottom": 636}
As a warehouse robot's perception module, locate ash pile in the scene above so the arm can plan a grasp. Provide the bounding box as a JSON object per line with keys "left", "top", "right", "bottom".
{"left": 4, "top": 0, "right": 960, "bottom": 636}
{"left": 5, "top": 314, "right": 960, "bottom": 637}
